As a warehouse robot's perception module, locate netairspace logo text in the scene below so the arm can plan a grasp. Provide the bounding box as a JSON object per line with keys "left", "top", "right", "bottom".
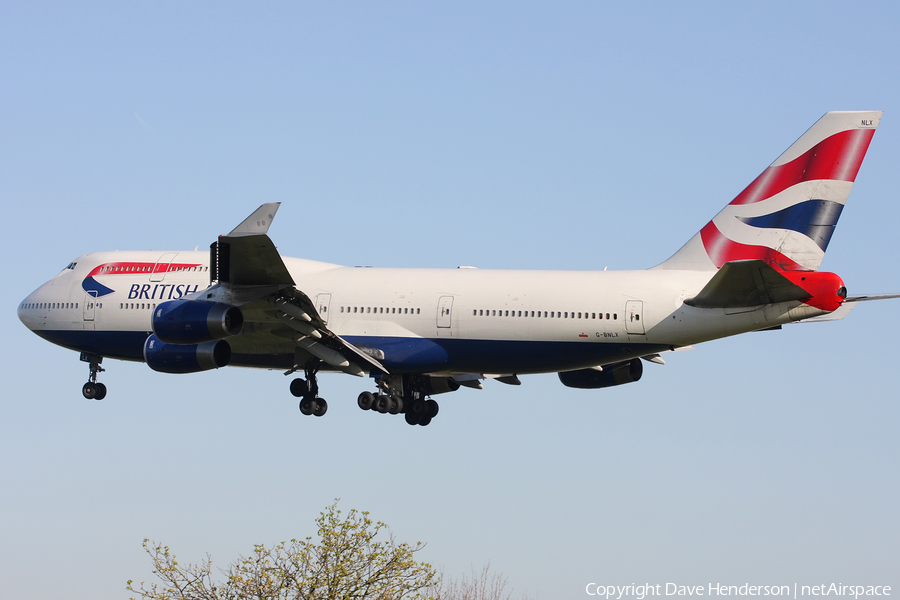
{"left": 585, "top": 584, "right": 892, "bottom": 600}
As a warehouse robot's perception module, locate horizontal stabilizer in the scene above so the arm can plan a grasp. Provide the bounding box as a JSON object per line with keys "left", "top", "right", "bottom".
{"left": 844, "top": 293, "right": 900, "bottom": 302}
{"left": 793, "top": 302, "right": 856, "bottom": 323}
{"left": 685, "top": 260, "right": 810, "bottom": 308}
{"left": 796, "top": 293, "right": 900, "bottom": 323}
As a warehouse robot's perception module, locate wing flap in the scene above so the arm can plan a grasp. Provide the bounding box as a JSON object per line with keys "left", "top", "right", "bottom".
{"left": 276, "top": 288, "right": 389, "bottom": 375}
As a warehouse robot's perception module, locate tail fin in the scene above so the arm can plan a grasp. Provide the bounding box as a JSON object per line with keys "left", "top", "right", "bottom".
{"left": 655, "top": 111, "right": 882, "bottom": 272}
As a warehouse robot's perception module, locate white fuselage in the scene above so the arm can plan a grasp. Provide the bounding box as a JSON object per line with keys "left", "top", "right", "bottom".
{"left": 18, "top": 250, "right": 831, "bottom": 376}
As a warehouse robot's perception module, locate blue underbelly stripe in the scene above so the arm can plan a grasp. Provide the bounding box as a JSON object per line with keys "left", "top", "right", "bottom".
{"left": 32, "top": 330, "right": 667, "bottom": 374}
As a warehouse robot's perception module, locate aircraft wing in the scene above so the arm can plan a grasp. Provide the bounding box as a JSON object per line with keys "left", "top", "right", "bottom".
{"left": 213, "top": 203, "right": 294, "bottom": 287}
{"left": 205, "top": 203, "right": 388, "bottom": 376}
{"left": 685, "top": 260, "right": 810, "bottom": 308}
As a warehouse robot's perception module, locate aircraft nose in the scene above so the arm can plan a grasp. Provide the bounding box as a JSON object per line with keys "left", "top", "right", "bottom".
{"left": 18, "top": 291, "right": 37, "bottom": 328}
{"left": 18, "top": 280, "right": 53, "bottom": 330}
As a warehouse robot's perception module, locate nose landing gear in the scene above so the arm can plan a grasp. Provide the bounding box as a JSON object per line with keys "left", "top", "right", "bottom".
{"left": 80, "top": 353, "right": 107, "bottom": 400}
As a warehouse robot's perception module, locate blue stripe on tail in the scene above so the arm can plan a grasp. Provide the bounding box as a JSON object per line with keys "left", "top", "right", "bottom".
{"left": 737, "top": 199, "right": 844, "bottom": 251}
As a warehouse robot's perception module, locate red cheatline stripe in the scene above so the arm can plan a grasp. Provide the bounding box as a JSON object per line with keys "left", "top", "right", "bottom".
{"left": 729, "top": 128, "right": 875, "bottom": 206}
{"left": 700, "top": 221, "right": 806, "bottom": 271}
{"left": 87, "top": 262, "right": 202, "bottom": 277}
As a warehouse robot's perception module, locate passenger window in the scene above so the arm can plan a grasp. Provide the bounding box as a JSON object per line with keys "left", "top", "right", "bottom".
{"left": 417, "top": 308, "right": 420, "bottom": 314}
{"left": 635, "top": 315, "right": 640, "bottom": 320}
{"left": 613, "top": 314, "right": 617, "bottom": 320}
{"left": 606, "top": 313, "right": 610, "bottom": 319}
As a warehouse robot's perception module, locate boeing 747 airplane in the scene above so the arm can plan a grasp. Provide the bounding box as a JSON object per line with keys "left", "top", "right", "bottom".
{"left": 18, "top": 111, "right": 897, "bottom": 426}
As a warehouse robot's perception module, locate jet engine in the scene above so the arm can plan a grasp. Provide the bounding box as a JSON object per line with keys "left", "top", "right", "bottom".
{"left": 143, "top": 334, "right": 232, "bottom": 374}
{"left": 558, "top": 358, "right": 643, "bottom": 389}
{"left": 152, "top": 300, "right": 243, "bottom": 344}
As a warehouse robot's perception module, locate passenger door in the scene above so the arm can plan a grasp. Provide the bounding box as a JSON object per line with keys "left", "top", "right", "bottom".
{"left": 315, "top": 293, "right": 332, "bottom": 325}
{"left": 83, "top": 291, "right": 97, "bottom": 326}
{"left": 624, "top": 300, "right": 645, "bottom": 335}
{"left": 151, "top": 252, "right": 179, "bottom": 282}
{"left": 437, "top": 296, "right": 454, "bottom": 328}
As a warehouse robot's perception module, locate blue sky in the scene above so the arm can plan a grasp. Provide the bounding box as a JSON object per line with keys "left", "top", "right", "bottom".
{"left": 2, "top": 2, "right": 898, "bottom": 598}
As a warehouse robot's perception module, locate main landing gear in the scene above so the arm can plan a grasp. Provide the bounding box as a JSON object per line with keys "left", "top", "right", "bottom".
{"left": 80, "top": 353, "right": 107, "bottom": 400}
{"left": 289, "top": 361, "right": 327, "bottom": 417}
{"left": 286, "top": 369, "right": 440, "bottom": 425}
{"left": 357, "top": 375, "right": 439, "bottom": 426}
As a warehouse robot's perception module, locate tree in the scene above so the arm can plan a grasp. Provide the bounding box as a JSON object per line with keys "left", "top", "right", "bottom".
{"left": 127, "top": 501, "right": 437, "bottom": 600}
{"left": 428, "top": 564, "right": 532, "bottom": 600}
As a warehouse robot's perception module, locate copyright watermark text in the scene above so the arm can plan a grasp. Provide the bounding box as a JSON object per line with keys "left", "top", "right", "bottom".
{"left": 585, "top": 584, "right": 892, "bottom": 599}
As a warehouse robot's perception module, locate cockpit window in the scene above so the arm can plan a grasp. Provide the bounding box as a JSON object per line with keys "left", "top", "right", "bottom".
{"left": 65, "top": 262, "right": 77, "bottom": 270}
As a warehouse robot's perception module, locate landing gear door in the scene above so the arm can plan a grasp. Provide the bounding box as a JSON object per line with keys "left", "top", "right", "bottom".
{"left": 83, "top": 291, "right": 97, "bottom": 324}
{"left": 437, "top": 296, "right": 454, "bottom": 328}
{"left": 624, "top": 300, "right": 645, "bottom": 335}
{"left": 315, "top": 293, "right": 332, "bottom": 325}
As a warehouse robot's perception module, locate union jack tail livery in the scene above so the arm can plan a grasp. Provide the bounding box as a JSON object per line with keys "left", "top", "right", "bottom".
{"left": 657, "top": 111, "right": 882, "bottom": 272}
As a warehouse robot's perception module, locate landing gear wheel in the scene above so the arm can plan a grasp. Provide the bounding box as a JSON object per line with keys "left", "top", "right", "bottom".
{"left": 375, "top": 395, "right": 390, "bottom": 414}
{"left": 82, "top": 382, "right": 97, "bottom": 399}
{"left": 392, "top": 395, "right": 404, "bottom": 414}
{"left": 424, "top": 399, "right": 439, "bottom": 418}
{"left": 405, "top": 411, "right": 418, "bottom": 426}
{"left": 410, "top": 400, "right": 425, "bottom": 417}
{"left": 299, "top": 396, "right": 316, "bottom": 415}
{"left": 81, "top": 354, "right": 106, "bottom": 400}
{"left": 313, "top": 398, "right": 327, "bottom": 417}
{"left": 290, "top": 378, "right": 309, "bottom": 397}
{"left": 357, "top": 391, "right": 375, "bottom": 410}
{"left": 418, "top": 415, "right": 433, "bottom": 427}
{"left": 388, "top": 396, "right": 402, "bottom": 415}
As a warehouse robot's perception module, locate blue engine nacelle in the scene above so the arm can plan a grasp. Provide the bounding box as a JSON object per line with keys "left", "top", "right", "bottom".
{"left": 557, "top": 358, "right": 643, "bottom": 389}
{"left": 143, "top": 334, "right": 232, "bottom": 374}
{"left": 151, "top": 300, "right": 243, "bottom": 344}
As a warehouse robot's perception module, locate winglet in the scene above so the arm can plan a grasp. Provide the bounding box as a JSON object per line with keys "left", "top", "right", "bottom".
{"left": 227, "top": 203, "right": 281, "bottom": 237}
{"left": 213, "top": 203, "right": 293, "bottom": 286}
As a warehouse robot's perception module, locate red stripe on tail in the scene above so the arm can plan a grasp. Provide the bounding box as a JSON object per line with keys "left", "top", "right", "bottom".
{"left": 730, "top": 128, "right": 875, "bottom": 206}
